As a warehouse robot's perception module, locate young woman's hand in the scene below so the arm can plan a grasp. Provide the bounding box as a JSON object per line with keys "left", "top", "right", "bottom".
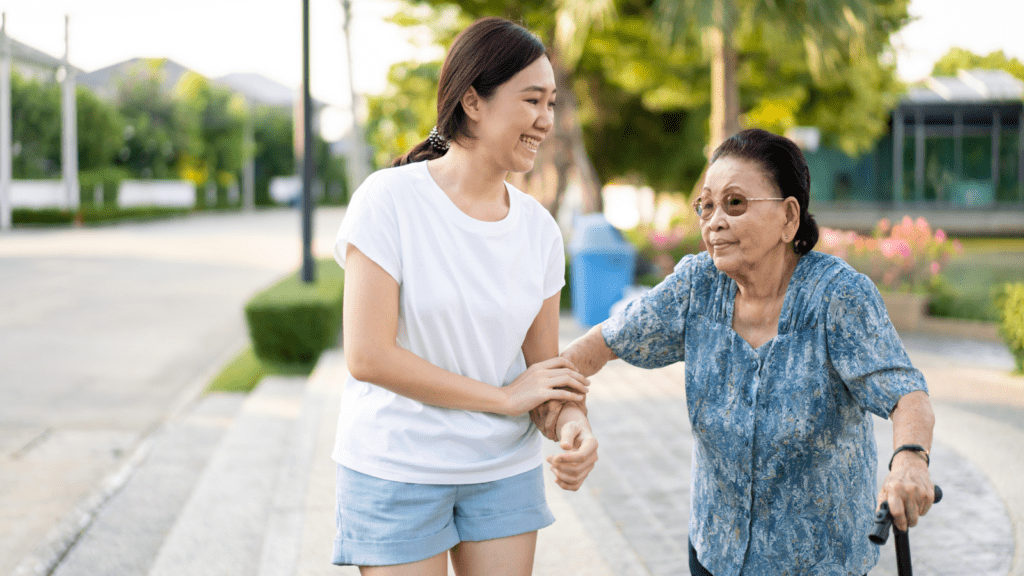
{"left": 501, "top": 357, "right": 589, "bottom": 417}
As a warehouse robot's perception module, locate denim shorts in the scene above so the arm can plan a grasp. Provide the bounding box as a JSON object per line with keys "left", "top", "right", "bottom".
{"left": 332, "top": 465, "right": 555, "bottom": 567}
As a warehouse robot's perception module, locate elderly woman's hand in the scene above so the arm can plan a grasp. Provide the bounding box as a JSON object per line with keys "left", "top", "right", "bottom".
{"left": 546, "top": 405, "right": 598, "bottom": 491}
{"left": 877, "top": 451, "right": 934, "bottom": 531}
{"left": 529, "top": 400, "right": 563, "bottom": 440}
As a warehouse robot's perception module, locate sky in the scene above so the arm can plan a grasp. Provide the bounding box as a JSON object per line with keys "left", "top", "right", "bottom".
{"left": 2, "top": 0, "right": 1023, "bottom": 138}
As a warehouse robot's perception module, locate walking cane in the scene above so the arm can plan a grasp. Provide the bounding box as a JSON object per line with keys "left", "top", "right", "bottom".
{"left": 869, "top": 485, "right": 943, "bottom": 576}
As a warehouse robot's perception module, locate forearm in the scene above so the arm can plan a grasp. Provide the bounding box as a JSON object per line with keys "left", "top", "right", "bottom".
{"left": 348, "top": 344, "right": 507, "bottom": 415}
{"left": 889, "top": 390, "right": 935, "bottom": 467}
{"left": 561, "top": 324, "right": 618, "bottom": 378}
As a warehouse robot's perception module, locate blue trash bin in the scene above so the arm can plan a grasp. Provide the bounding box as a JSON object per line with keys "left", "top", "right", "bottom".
{"left": 568, "top": 214, "right": 638, "bottom": 327}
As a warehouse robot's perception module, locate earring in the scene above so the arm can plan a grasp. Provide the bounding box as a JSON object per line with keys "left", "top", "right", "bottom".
{"left": 427, "top": 126, "right": 450, "bottom": 152}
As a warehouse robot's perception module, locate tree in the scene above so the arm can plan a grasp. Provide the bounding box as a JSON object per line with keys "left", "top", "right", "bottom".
{"left": 376, "top": 0, "right": 910, "bottom": 209}
{"left": 175, "top": 72, "right": 246, "bottom": 187}
{"left": 10, "top": 71, "right": 61, "bottom": 178}
{"left": 656, "top": 0, "right": 911, "bottom": 152}
{"left": 114, "top": 61, "right": 201, "bottom": 179}
{"left": 77, "top": 86, "right": 125, "bottom": 172}
{"left": 253, "top": 105, "right": 295, "bottom": 205}
{"left": 932, "top": 48, "right": 1024, "bottom": 84}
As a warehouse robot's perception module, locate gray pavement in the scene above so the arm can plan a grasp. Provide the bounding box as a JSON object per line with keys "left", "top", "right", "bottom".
{"left": 0, "top": 209, "right": 346, "bottom": 576}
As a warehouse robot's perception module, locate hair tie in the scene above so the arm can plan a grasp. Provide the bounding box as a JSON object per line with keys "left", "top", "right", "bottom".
{"left": 428, "top": 126, "right": 450, "bottom": 152}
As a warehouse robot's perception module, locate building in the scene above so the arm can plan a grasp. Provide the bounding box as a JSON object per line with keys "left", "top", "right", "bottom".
{"left": 803, "top": 69, "right": 1024, "bottom": 235}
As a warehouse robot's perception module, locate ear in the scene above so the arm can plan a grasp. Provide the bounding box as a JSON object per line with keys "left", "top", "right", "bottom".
{"left": 783, "top": 197, "right": 801, "bottom": 240}
{"left": 460, "top": 86, "right": 483, "bottom": 122}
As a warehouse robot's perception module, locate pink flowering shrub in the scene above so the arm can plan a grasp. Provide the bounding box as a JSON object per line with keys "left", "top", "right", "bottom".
{"left": 817, "top": 216, "right": 963, "bottom": 293}
{"left": 623, "top": 223, "right": 703, "bottom": 284}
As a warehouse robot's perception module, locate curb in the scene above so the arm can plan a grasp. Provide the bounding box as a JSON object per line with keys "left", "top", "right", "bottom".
{"left": 10, "top": 335, "right": 247, "bottom": 576}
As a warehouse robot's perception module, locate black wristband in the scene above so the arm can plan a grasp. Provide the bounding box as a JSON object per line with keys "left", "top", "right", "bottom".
{"left": 889, "top": 444, "right": 930, "bottom": 470}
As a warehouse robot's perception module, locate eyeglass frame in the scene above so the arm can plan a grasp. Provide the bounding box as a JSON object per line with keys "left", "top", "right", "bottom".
{"left": 691, "top": 193, "right": 785, "bottom": 220}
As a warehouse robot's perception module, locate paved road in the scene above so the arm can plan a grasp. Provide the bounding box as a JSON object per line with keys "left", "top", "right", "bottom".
{"left": 0, "top": 208, "right": 346, "bottom": 575}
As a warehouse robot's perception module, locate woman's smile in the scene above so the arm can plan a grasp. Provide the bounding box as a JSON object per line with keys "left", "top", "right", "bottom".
{"left": 520, "top": 135, "right": 541, "bottom": 152}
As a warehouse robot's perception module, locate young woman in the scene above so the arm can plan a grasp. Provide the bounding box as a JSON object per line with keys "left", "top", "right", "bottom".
{"left": 332, "top": 17, "right": 598, "bottom": 575}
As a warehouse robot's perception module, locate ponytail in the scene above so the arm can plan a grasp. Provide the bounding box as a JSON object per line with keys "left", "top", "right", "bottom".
{"left": 392, "top": 138, "right": 446, "bottom": 167}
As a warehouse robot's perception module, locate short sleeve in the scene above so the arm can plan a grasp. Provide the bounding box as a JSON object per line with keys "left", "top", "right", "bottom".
{"left": 826, "top": 272, "right": 928, "bottom": 418}
{"left": 333, "top": 171, "right": 402, "bottom": 283}
{"left": 543, "top": 227, "right": 566, "bottom": 299}
{"left": 600, "top": 254, "right": 695, "bottom": 369}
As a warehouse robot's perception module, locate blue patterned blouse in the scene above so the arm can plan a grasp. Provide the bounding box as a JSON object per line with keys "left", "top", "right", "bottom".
{"left": 601, "top": 251, "right": 928, "bottom": 576}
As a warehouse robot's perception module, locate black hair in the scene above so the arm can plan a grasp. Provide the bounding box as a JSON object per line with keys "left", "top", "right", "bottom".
{"left": 392, "top": 17, "right": 547, "bottom": 167}
{"left": 709, "top": 128, "right": 819, "bottom": 255}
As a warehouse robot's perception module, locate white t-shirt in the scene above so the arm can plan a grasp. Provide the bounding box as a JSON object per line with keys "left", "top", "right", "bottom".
{"left": 333, "top": 160, "right": 566, "bottom": 484}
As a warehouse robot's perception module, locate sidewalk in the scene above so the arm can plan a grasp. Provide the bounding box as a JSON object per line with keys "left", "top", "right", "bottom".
{"left": 17, "top": 318, "right": 1024, "bottom": 576}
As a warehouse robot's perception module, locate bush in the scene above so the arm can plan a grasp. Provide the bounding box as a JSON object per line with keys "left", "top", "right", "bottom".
{"left": 995, "top": 283, "right": 1024, "bottom": 373}
{"left": 244, "top": 259, "right": 345, "bottom": 372}
{"left": 80, "top": 167, "right": 131, "bottom": 206}
{"left": 622, "top": 224, "right": 703, "bottom": 286}
{"left": 12, "top": 206, "right": 190, "bottom": 226}
{"left": 817, "top": 216, "right": 962, "bottom": 294}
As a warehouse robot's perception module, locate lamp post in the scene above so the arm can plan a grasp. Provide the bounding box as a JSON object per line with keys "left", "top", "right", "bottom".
{"left": 61, "top": 15, "right": 79, "bottom": 212}
{"left": 300, "top": 0, "right": 315, "bottom": 283}
{"left": 341, "top": 0, "right": 369, "bottom": 192}
{"left": 1, "top": 13, "right": 12, "bottom": 231}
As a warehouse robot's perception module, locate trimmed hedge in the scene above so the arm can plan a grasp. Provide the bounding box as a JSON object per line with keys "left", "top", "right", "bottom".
{"left": 995, "top": 283, "right": 1024, "bottom": 373}
{"left": 13, "top": 206, "right": 189, "bottom": 226}
{"left": 244, "top": 259, "right": 345, "bottom": 372}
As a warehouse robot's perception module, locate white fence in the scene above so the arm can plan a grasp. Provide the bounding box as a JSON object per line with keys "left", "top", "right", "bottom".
{"left": 10, "top": 181, "right": 69, "bottom": 208}
{"left": 117, "top": 180, "right": 196, "bottom": 208}
{"left": 7, "top": 179, "right": 197, "bottom": 209}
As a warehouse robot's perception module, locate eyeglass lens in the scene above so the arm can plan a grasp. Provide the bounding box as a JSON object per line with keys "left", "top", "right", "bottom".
{"left": 694, "top": 193, "right": 748, "bottom": 219}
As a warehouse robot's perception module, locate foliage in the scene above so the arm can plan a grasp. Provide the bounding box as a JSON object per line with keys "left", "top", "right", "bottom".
{"left": 205, "top": 346, "right": 267, "bottom": 394}
{"left": 10, "top": 71, "right": 61, "bottom": 178}
{"left": 377, "top": 0, "right": 911, "bottom": 194}
{"left": 79, "top": 166, "right": 133, "bottom": 206}
{"left": 994, "top": 283, "right": 1024, "bottom": 373}
{"left": 253, "top": 105, "right": 295, "bottom": 205}
{"left": 175, "top": 72, "right": 246, "bottom": 187}
{"left": 816, "top": 216, "right": 963, "bottom": 293}
{"left": 244, "top": 259, "right": 345, "bottom": 371}
{"left": 932, "top": 48, "right": 1024, "bottom": 84}
{"left": 113, "top": 61, "right": 200, "bottom": 179}
{"left": 622, "top": 223, "right": 703, "bottom": 286}
{"left": 11, "top": 205, "right": 189, "bottom": 226}
{"left": 77, "top": 88, "right": 126, "bottom": 172}
{"left": 365, "top": 61, "right": 442, "bottom": 169}
{"left": 927, "top": 277, "right": 997, "bottom": 322}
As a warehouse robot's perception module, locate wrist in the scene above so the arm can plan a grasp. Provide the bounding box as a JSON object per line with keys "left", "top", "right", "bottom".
{"left": 889, "top": 444, "right": 929, "bottom": 470}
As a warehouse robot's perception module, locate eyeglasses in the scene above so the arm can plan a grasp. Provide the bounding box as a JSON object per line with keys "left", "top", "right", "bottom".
{"left": 692, "top": 193, "right": 784, "bottom": 220}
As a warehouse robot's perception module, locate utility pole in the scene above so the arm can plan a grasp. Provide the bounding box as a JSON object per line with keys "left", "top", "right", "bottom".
{"left": 300, "top": 0, "right": 315, "bottom": 283}
{"left": 242, "top": 99, "right": 255, "bottom": 212}
{"left": 341, "top": 0, "right": 369, "bottom": 192}
{"left": 1, "top": 13, "right": 12, "bottom": 231}
{"left": 61, "top": 15, "right": 79, "bottom": 212}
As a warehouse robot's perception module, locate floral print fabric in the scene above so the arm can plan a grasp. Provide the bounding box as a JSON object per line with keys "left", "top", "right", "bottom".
{"left": 601, "top": 251, "right": 927, "bottom": 576}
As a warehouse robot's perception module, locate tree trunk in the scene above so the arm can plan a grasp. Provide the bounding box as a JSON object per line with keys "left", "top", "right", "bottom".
{"left": 550, "top": 54, "right": 603, "bottom": 216}
{"left": 708, "top": 0, "right": 740, "bottom": 152}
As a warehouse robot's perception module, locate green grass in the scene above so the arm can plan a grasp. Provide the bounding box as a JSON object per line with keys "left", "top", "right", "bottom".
{"left": 931, "top": 238, "right": 1024, "bottom": 322}
{"left": 205, "top": 345, "right": 267, "bottom": 394}
{"left": 204, "top": 344, "right": 324, "bottom": 395}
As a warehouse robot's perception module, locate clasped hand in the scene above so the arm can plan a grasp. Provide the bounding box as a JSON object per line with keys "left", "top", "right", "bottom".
{"left": 877, "top": 451, "right": 934, "bottom": 531}
{"left": 501, "top": 357, "right": 589, "bottom": 417}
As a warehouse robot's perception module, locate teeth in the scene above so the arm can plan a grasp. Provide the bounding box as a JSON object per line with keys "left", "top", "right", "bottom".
{"left": 520, "top": 136, "right": 539, "bottom": 151}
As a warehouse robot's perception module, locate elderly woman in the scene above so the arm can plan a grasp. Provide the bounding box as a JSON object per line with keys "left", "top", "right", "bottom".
{"left": 540, "top": 128, "right": 936, "bottom": 575}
